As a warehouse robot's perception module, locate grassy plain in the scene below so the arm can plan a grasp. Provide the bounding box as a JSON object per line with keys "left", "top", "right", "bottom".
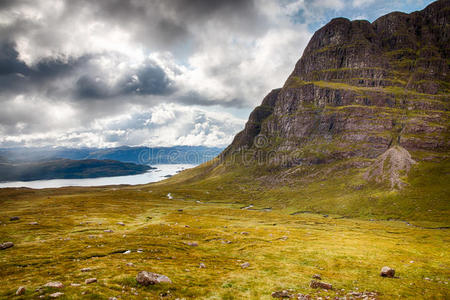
{"left": 0, "top": 159, "right": 449, "bottom": 299}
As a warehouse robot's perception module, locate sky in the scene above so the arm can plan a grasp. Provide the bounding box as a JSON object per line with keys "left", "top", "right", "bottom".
{"left": 0, "top": 0, "right": 435, "bottom": 148}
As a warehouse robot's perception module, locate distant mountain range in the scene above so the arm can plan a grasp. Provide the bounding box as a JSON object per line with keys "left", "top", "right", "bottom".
{"left": 0, "top": 146, "right": 223, "bottom": 165}
{"left": 0, "top": 159, "right": 153, "bottom": 182}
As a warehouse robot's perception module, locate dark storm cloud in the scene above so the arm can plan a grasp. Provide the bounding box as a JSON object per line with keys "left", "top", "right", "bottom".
{"left": 65, "top": 0, "right": 264, "bottom": 52}
{"left": 75, "top": 60, "right": 175, "bottom": 100}
{"left": 0, "top": 41, "right": 89, "bottom": 94}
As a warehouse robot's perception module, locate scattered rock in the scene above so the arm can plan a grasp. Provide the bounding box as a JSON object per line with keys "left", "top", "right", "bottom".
{"left": 104, "top": 229, "right": 113, "bottom": 233}
{"left": 49, "top": 292, "right": 64, "bottom": 298}
{"left": 346, "top": 291, "right": 378, "bottom": 299}
{"left": 241, "top": 231, "right": 249, "bottom": 235}
{"left": 187, "top": 242, "right": 198, "bottom": 247}
{"left": 241, "top": 262, "right": 250, "bottom": 269}
{"left": 43, "top": 282, "right": 64, "bottom": 289}
{"left": 296, "top": 294, "right": 312, "bottom": 300}
{"left": 221, "top": 240, "right": 232, "bottom": 244}
{"left": 136, "top": 271, "right": 172, "bottom": 286}
{"left": 312, "top": 274, "right": 322, "bottom": 280}
{"left": 126, "top": 262, "right": 135, "bottom": 267}
{"left": 85, "top": 278, "right": 97, "bottom": 284}
{"left": 117, "top": 222, "right": 125, "bottom": 226}
{"left": 177, "top": 209, "right": 183, "bottom": 212}
{"left": 29, "top": 222, "right": 39, "bottom": 225}
{"left": 70, "top": 283, "right": 81, "bottom": 287}
{"left": 81, "top": 268, "right": 91, "bottom": 272}
{"left": 109, "top": 297, "right": 118, "bottom": 300}
{"left": 16, "top": 286, "right": 26, "bottom": 295}
{"left": 199, "top": 263, "right": 206, "bottom": 268}
{"left": 271, "top": 290, "right": 292, "bottom": 298}
{"left": 310, "top": 280, "right": 332, "bottom": 290}
{"left": 0, "top": 242, "right": 14, "bottom": 250}
{"left": 380, "top": 266, "right": 395, "bottom": 278}
{"left": 10, "top": 216, "right": 20, "bottom": 221}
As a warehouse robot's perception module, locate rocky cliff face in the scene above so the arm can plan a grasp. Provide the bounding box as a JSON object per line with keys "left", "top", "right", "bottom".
{"left": 224, "top": 0, "right": 449, "bottom": 173}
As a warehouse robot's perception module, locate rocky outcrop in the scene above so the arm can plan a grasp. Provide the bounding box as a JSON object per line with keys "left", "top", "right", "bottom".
{"left": 224, "top": 0, "right": 449, "bottom": 170}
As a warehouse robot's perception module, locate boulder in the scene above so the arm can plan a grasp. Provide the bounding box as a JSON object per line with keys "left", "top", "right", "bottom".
{"left": 16, "top": 286, "right": 26, "bottom": 295}
{"left": 44, "top": 281, "right": 64, "bottom": 289}
{"left": 0, "top": 242, "right": 14, "bottom": 250}
{"left": 136, "top": 271, "right": 172, "bottom": 286}
{"left": 271, "top": 290, "right": 292, "bottom": 298}
{"left": 310, "top": 280, "right": 332, "bottom": 290}
{"left": 380, "top": 266, "right": 395, "bottom": 278}
{"left": 85, "top": 278, "right": 97, "bottom": 284}
{"left": 49, "top": 292, "right": 64, "bottom": 298}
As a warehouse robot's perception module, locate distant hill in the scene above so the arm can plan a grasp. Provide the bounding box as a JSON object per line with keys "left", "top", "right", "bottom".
{"left": 0, "top": 159, "right": 153, "bottom": 182}
{"left": 0, "top": 146, "right": 223, "bottom": 165}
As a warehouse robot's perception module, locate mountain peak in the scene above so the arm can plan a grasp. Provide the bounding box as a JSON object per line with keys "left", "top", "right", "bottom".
{"left": 221, "top": 0, "right": 449, "bottom": 185}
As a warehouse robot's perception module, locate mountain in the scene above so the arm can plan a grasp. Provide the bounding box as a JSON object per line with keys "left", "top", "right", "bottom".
{"left": 224, "top": 0, "right": 449, "bottom": 166}
{"left": 0, "top": 159, "right": 152, "bottom": 182}
{"left": 172, "top": 0, "right": 450, "bottom": 222}
{"left": 0, "top": 146, "right": 223, "bottom": 165}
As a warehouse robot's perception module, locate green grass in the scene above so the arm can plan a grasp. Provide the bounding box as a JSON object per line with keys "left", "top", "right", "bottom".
{"left": 0, "top": 157, "right": 449, "bottom": 299}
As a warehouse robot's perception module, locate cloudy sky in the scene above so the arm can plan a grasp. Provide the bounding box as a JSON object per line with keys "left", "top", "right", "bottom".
{"left": 0, "top": 0, "right": 434, "bottom": 148}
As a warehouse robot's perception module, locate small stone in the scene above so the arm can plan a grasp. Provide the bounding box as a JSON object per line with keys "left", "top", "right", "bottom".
{"left": 312, "top": 274, "right": 322, "bottom": 280}
{"left": 380, "top": 266, "right": 395, "bottom": 278}
{"left": 10, "top": 216, "right": 20, "bottom": 221}
{"left": 109, "top": 298, "right": 118, "bottom": 300}
{"left": 0, "top": 242, "right": 14, "bottom": 250}
{"left": 241, "top": 262, "right": 250, "bottom": 269}
{"left": 16, "top": 286, "right": 26, "bottom": 295}
{"left": 117, "top": 222, "right": 125, "bottom": 226}
{"left": 126, "top": 262, "right": 135, "bottom": 267}
{"left": 136, "top": 271, "right": 172, "bottom": 286}
{"left": 199, "top": 263, "right": 206, "bottom": 268}
{"left": 187, "top": 242, "right": 198, "bottom": 246}
{"left": 104, "top": 229, "right": 113, "bottom": 233}
{"left": 44, "top": 281, "right": 64, "bottom": 288}
{"left": 81, "top": 267, "right": 92, "bottom": 272}
{"left": 177, "top": 209, "right": 183, "bottom": 212}
{"left": 271, "top": 290, "right": 292, "bottom": 298}
{"left": 70, "top": 283, "right": 81, "bottom": 287}
{"left": 241, "top": 231, "right": 249, "bottom": 235}
{"left": 49, "top": 292, "right": 64, "bottom": 298}
{"left": 29, "top": 222, "right": 39, "bottom": 225}
{"left": 310, "top": 280, "right": 332, "bottom": 290}
{"left": 85, "top": 278, "right": 97, "bottom": 284}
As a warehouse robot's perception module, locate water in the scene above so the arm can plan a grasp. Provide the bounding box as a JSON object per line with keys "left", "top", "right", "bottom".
{"left": 0, "top": 164, "right": 196, "bottom": 189}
